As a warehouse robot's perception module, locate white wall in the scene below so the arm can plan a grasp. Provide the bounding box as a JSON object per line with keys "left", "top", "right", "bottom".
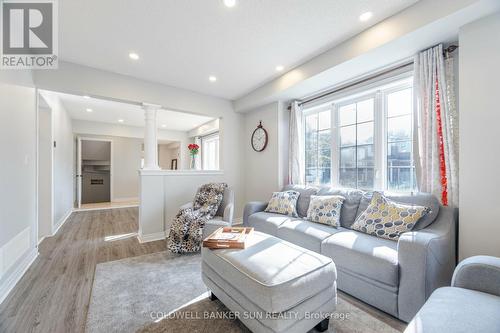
{"left": 40, "top": 92, "right": 74, "bottom": 232}
{"left": 158, "top": 143, "right": 180, "bottom": 170}
{"left": 0, "top": 73, "right": 38, "bottom": 304}
{"left": 459, "top": 11, "right": 500, "bottom": 260}
{"left": 243, "top": 102, "right": 288, "bottom": 202}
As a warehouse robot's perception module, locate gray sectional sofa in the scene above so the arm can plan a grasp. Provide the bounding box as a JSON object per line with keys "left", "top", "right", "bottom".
{"left": 243, "top": 185, "right": 457, "bottom": 322}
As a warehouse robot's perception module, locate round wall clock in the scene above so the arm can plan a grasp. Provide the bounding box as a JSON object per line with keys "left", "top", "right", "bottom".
{"left": 251, "top": 121, "right": 268, "bottom": 152}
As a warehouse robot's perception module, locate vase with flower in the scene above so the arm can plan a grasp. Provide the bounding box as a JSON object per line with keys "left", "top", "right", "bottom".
{"left": 188, "top": 143, "right": 200, "bottom": 169}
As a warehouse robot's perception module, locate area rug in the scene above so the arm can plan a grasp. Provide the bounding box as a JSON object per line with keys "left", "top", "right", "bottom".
{"left": 86, "top": 252, "right": 406, "bottom": 333}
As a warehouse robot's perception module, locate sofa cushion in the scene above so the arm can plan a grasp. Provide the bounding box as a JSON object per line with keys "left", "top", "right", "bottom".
{"left": 277, "top": 219, "right": 344, "bottom": 252}
{"left": 265, "top": 190, "right": 300, "bottom": 217}
{"left": 247, "top": 212, "right": 298, "bottom": 236}
{"left": 201, "top": 231, "right": 336, "bottom": 313}
{"left": 317, "top": 187, "right": 364, "bottom": 228}
{"left": 356, "top": 191, "right": 440, "bottom": 230}
{"left": 351, "top": 192, "right": 430, "bottom": 241}
{"left": 282, "top": 185, "right": 319, "bottom": 218}
{"left": 306, "top": 195, "right": 344, "bottom": 227}
{"left": 404, "top": 287, "right": 500, "bottom": 333}
{"left": 321, "top": 230, "right": 399, "bottom": 287}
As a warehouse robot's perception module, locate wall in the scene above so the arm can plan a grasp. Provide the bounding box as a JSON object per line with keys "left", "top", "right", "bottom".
{"left": 40, "top": 92, "right": 74, "bottom": 232}
{"left": 0, "top": 73, "right": 38, "bottom": 304}
{"left": 158, "top": 143, "right": 180, "bottom": 170}
{"left": 458, "top": 11, "right": 500, "bottom": 259}
{"left": 243, "top": 102, "right": 288, "bottom": 202}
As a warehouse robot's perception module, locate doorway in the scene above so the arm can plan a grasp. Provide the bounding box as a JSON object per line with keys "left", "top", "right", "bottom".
{"left": 76, "top": 137, "right": 112, "bottom": 208}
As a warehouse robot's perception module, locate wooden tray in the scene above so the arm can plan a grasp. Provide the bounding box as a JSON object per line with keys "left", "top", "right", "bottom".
{"left": 203, "top": 227, "right": 254, "bottom": 249}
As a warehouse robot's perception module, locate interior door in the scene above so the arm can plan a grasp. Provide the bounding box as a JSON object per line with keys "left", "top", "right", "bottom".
{"left": 76, "top": 137, "right": 82, "bottom": 208}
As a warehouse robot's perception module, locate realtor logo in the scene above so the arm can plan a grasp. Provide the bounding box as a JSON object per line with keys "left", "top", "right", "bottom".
{"left": 1, "top": 0, "right": 58, "bottom": 69}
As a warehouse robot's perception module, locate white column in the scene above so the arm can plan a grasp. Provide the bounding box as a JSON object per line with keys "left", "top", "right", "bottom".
{"left": 142, "top": 103, "right": 161, "bottom": 170}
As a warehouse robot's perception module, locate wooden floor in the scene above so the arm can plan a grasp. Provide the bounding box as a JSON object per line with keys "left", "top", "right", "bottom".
{"left": 0, "top": 208, "right": 165, "bottom": 333}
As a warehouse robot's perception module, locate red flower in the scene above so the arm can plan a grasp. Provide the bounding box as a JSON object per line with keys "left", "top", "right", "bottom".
{"left": 188, "top": 144, "right": 200, "bottom": 151}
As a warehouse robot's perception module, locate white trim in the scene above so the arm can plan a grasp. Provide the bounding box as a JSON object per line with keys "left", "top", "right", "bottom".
{"left": 137, "top": 231, "right": 166, "bottom": 243}
{"left": 73, "top": 204, "right": 139, "bottom": 212}
{"left": 52, "top": 209, "right": 73, "bottom": 236}
{"left": 0, "top": 248, "right": 39, "bottom": 306}
{"left": 112, "top": 197, "right": 139, "bottom": 202}
{"left": 139, "top": 170, "right": 224, "bottom": 176}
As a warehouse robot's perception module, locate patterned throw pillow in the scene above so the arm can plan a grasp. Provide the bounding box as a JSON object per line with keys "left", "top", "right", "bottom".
{"left": 351, "top": 192, "right": 430, "bottom": 241}
{"left": 265, "top": 191, "right": 300, "bottom": 217}
{"left": 306, "top": 195, "right": 344, "bottom": 227}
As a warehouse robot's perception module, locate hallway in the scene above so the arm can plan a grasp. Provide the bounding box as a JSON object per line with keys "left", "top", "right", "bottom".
{"left": 0, "top": 208, "right": 165, "bottom": 333}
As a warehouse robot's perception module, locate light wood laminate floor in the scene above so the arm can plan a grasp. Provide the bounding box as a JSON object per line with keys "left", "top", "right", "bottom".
{"left": 0, "top": 208, "right": 165, "bottom": 333}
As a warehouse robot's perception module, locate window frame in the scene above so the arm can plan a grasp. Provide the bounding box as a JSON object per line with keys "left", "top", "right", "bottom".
{"left": 302, "top": 71, "right": 415, "bottom": 192}
{"left": 201, "top": 132, "right": 220, "bottom": 170}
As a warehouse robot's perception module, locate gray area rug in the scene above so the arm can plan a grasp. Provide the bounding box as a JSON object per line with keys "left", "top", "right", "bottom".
{"left": 86, "top": 252, "right": 406, "bottom": 333}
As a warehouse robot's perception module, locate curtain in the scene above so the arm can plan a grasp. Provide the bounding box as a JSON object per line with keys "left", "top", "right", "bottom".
{"left": 413, "top": 44, "right": 459, "bottom": 206}
{"left": 289, "top": 101, "right": 304, "bottom": 185}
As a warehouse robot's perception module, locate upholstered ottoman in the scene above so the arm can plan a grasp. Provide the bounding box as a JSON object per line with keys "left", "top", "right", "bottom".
{"left": 201, "top": 231, "right": 337, "bottom": 333}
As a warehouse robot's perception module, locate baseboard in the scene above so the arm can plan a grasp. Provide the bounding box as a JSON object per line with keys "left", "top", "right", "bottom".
{"left": 112, "top": 197, "right": 139, "bottom": 203}
{"left": 137, "top": 231, "right": 166, "bottom": 243}
{"left": 52, "top": 209, "right": 73, "bottom": 236}
{"left": 0, "top": 247, "right": 38, "bottom": 306}
{"left": 233, "top": 217, "right": 243, "bottom": 225}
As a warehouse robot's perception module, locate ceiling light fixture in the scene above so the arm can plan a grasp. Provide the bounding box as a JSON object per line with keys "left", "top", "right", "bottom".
{"left": 86, "top": 108, "right": 93, "bottom": 113}
{"left": 359, "top": 12, "right": 373, "bottom": 22}
{"left": 118, "top": 119, "right": 124, "bottom": 123}
{"left": 209, "top": 76, "right": 217, "bottom": 82}
{"left": 128, "top": 52, "right": 140, "bottom": 60}
{"left": 83, "top": 95, "right": 90, "bottom": 99}
{"left": 161, "top": 124, "right": 167, "bottom": 128}
{"left": 276, "top": 65, "right": 284, "bottom": 72}
{"left": 223, "top": 0, "right": 236, "bottom": 8}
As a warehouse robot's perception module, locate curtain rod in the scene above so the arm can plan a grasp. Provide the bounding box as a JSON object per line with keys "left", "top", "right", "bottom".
{"left": 288, "top": 61, "right": 413, "bottom": 110}
{"left": 288, "top": 44, "right": 458, "bottom": 111}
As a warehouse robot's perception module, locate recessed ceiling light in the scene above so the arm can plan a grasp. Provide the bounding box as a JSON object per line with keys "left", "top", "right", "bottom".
{"left": 209, "top": 76, "right": 217, "bottom": 82}
{"left": 223, "top": 0, "right": 236, "bottom": 8}
{"left": 83, "top": 95, "right": 90, "bottom": 99}
{"left": 161, "top": 124, "right": 167, "bottom": 128}
{"left": 129, "top": 52, "right": 139, "bottom": 60}
{"left": 118, "top": 119, "right": 124, "bottom": 123}
{"left": 359, "top": 12, "right": 373, "bottom": 22}
{"left": 86, "top": 108, "right": 93, "bottom": 113}
{"left": 276, "top": 65, "right": 284, "bottom": 72}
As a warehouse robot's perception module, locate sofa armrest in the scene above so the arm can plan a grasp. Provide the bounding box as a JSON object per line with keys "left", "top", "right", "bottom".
{"left": 243, "top": 201, "right": 268, "bottom": 226}
{"left": 397, "top": 206, "right": 457, "bottom": 322}
{"left": 222, "top": 203, "right": 234, "bottom": 224}
{"left": 180, "top": 202, "right": 193, "bottom": 210}
{"left": 451, "top": 256, "right": 500, "bottom": 297}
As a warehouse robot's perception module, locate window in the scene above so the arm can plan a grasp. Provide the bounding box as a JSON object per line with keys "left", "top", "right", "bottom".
{"left": 304, "top": 75, "right": 415, "bottom": 191}
{"left": 201, "top": 133, "right": 219, "bottom": 170}
{"left": 305, "top": 110, "right": 331, "bottom": 185}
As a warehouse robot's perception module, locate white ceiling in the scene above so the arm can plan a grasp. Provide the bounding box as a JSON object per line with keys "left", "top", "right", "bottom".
{"left": 59, "top": 0, "right": 419, "bottom": 100}
{"left": 53, "top": 92, "right": 214, "bottom": 131}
